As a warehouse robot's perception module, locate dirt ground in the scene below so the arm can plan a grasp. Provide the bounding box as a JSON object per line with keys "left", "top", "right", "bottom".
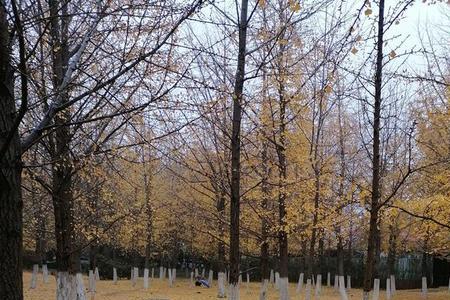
{"left": 23, "top": 272, "right": 450, "bottom": 300}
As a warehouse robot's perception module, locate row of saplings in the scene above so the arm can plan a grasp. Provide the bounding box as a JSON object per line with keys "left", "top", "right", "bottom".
{"left": 28, "top": 263, "right": 436, "bottom": 299}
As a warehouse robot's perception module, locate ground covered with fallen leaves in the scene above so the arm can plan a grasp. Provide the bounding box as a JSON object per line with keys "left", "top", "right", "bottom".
{"left": 23, "top": 272, "right": 449, "bottom": 300}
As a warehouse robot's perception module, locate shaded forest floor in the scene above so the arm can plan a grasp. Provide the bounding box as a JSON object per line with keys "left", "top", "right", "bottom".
{"left": 23, "top": 272, "right": 449, "bottom": 300}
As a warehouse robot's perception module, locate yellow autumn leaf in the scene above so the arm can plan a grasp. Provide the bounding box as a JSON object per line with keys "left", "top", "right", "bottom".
{"left": 389, "top": 50, "right": 396, "bottom": 58}
{"left": 279, "top": 39, "right": 288, "bottom": 46}
{"left": 289, "top": 1, "right": 300, "bottom": 12}
{"left": 351, "top": 47, "right": 358, "bottom": 54}
{"left": 365, "top": 8, "right": 372, "bottom": 16}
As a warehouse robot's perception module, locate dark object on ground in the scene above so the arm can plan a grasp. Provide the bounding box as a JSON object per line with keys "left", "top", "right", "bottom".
{"left": 195, "top": 276, "right": 210, "bottom": 288}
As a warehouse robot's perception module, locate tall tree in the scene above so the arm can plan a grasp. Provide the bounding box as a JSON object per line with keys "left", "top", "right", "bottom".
{"left": 229, "top": 0, "right": 249, "bottom": 298}
{"left": 362, "top": 0, "right": 385, "bottom": 298}
{"left": 0, "top": 1, "right": 24, "bottom": 298}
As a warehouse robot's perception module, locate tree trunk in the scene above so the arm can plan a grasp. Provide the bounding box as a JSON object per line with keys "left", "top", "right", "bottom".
{"left": 421, "top": 251, "right": 428, "bottom": 278}
{"left": 216, "top": 185, "right": 226, "bottom": 298}
{"left": 229, "top": 0, "right": 249, "bottom": 298}
{"left": 336, "top": 99, "right": 345, "bottom": 277}
{"left": 362, "top": 1, "right": 384, "bottom": 299}
{"left": 307, "top": 174, "right": 320, "bottom": 280}
{"left": 421, "top": 234, "right": 429, "bottom": 278}
{"left": 375, "top": 221, "right": 382, "bottom": 279}
{"left": 260, "top": 143, "right": 270, "bottom": 282}
{"left": 318, "top": 235, "right": 324, "bottom": 276}
{"left": 35, "top": 213, "right": 47, "bottom": 265}
{"left": 301, "top": 238, "right": 307, "bottom": 273}
{"left": 0, "top": 4, "right": 23, "bottom": 298}
{"left": 276, "top": 88, "right": 289, "bottom": 280}
{"left": 274, "top": 48, "right": 289, "bottom": 298}
{"left": 337, "top": 235, "right": 344, "bottom": 276}
{"left": 48, "top": 1, "right": 80, "bottom": 297}
{"left": 259, "top": 41, "right": 270, "bottom": 289}
{"left": 259, "top": 129, "right": 270, "bottom": 300}
{"left": 216, "top": 187, "right": 226, "bottom": 273}
{"left": 387, "top": 224, "right": 397, "bottom": 276}
{"left": 144, "top": 166, "right": 153, "bottom": 270}
{"left": 89, "top": 245, "right": 97, "bottom": 271}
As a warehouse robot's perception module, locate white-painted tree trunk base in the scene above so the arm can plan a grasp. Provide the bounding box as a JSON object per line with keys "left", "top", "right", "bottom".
{"left": 144, "top": 268, "right": 149, "bottom": 289}
{"left": 279, "top": 277, "right": 289, "bottom": 300}
{"left": 275, "top": 272, "right": 280, "bottom": 290}
{"left": 259, "top": 279, "right": 268, "bottom": 300}
{"left": 421, "top": 277, "right": 427, "bottom": 298}
{"left": 315, "top": 274, "right": 322, "bottom": 297}
{"left": 246, "top": 273, "right": 250, "bottom": 293}
{"left": 172, "top": 268, "right": 177, "bottom": 281}
{"left": 30, "top": 264, "right": 38, "bottom": 289}
{"left": 202, "top": 268, "right": 205, "bottom": 278}
{"left": 95, "top": 267, "right": 100, "bottom": 281}
{"left": 327, "top": 272, "right": 330, "bottom": 287}
{"left": 238, "top": 274, "right": 242, "bottom": 286}
{"left": 159, "top": 266, "right": 164, "bottom": 279}
{"left": 270, "top": 269, "right": 274, "bottom": 286}
{"left": 42, "top": 264, "right": 49, "bottom": 283}
{"left": 334, "top": 275, "right": 339, "bottom": 289}
{"left": 76, "top": 273, "right": 87, "bottom": 300}
{"left": 338, "top": 276, "right": 348, "bottom": 300}
{"left": 347, "top": 275, "right": 351, "bottom": 290}
{"left": 305, "top": 279, "right": 312, "bottom": 300}
{"left": 132, "top": 267, "right": 138, "bottom": 286}
{"left": 372, "top": 278, "right": 380, "bottom": 300}
{"left": 229, "top": 283, "right": 240, "bottom": 300}
{"left": 208, "top": 269, "right": 213, "bottom": 286}
{"left": 386, "top": 278, "right": 391, "bottom": 300}
{"left": 338, "top": 275, "right": 344, "bottom": 289}
{"left": 113, "top": 267, "right": 117, "bottom": 285}
{"left": 390, "top": 275, "right": 396, "bottom": 295}
{"left": 89, "top": 270, "right": 96, "bottom": 292}
{"left": 296, "top": 273, "right": 304, "bottom": 294}
{"left": 190, "top": 271, "right": 194, "bottom": 287}
{"left": 168, "top": 268, "right": 173, "bottom": 287}
{"left": 218, "top": 272, "right": 226, "bottom": 298}
{"left": 195, "top": 268, "right": 199, "bottom": 277}
{"left": 56, "top": 272, "right": 78, "bottom": 300}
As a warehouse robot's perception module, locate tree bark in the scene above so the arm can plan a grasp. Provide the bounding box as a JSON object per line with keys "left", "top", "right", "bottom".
{"left": 260, "top": 142, "right": 270, "bottom": 282}
{"left": 336, "top": 99, "right": 345, "bottom": 277}
{"left": 48, "top": 1, "right": 80, "bottom": 297}
{"left": 216, "top": 188, "right": 226, "bottom": 273}
{"left": 89, "top": 245, "right": 97, "bottom": 271}
{"left": 217, "top": 186, "right": 226, "bottom": 298}
{"left": 363, "top": 1, "right": 385, "bottom": 298}
{"left": 387, "top": 224, "right": 397, "bottom": 276}
{"left": 276, "top": 83, "right": 289, "bottom": 282}
{"left": 229, "top": 0, "right": 249, "bottom": 296}
{"left": 0, "top": 3, "right": 23, "bottom": 298}
{"left": 144, "top": 164, "right": 153, "bottom": 270}
{"left": 421, "top": 234, "right": 429, "bottom": 278}
{"left": 307, "top": 173, "right": 320, "bottom": 280}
